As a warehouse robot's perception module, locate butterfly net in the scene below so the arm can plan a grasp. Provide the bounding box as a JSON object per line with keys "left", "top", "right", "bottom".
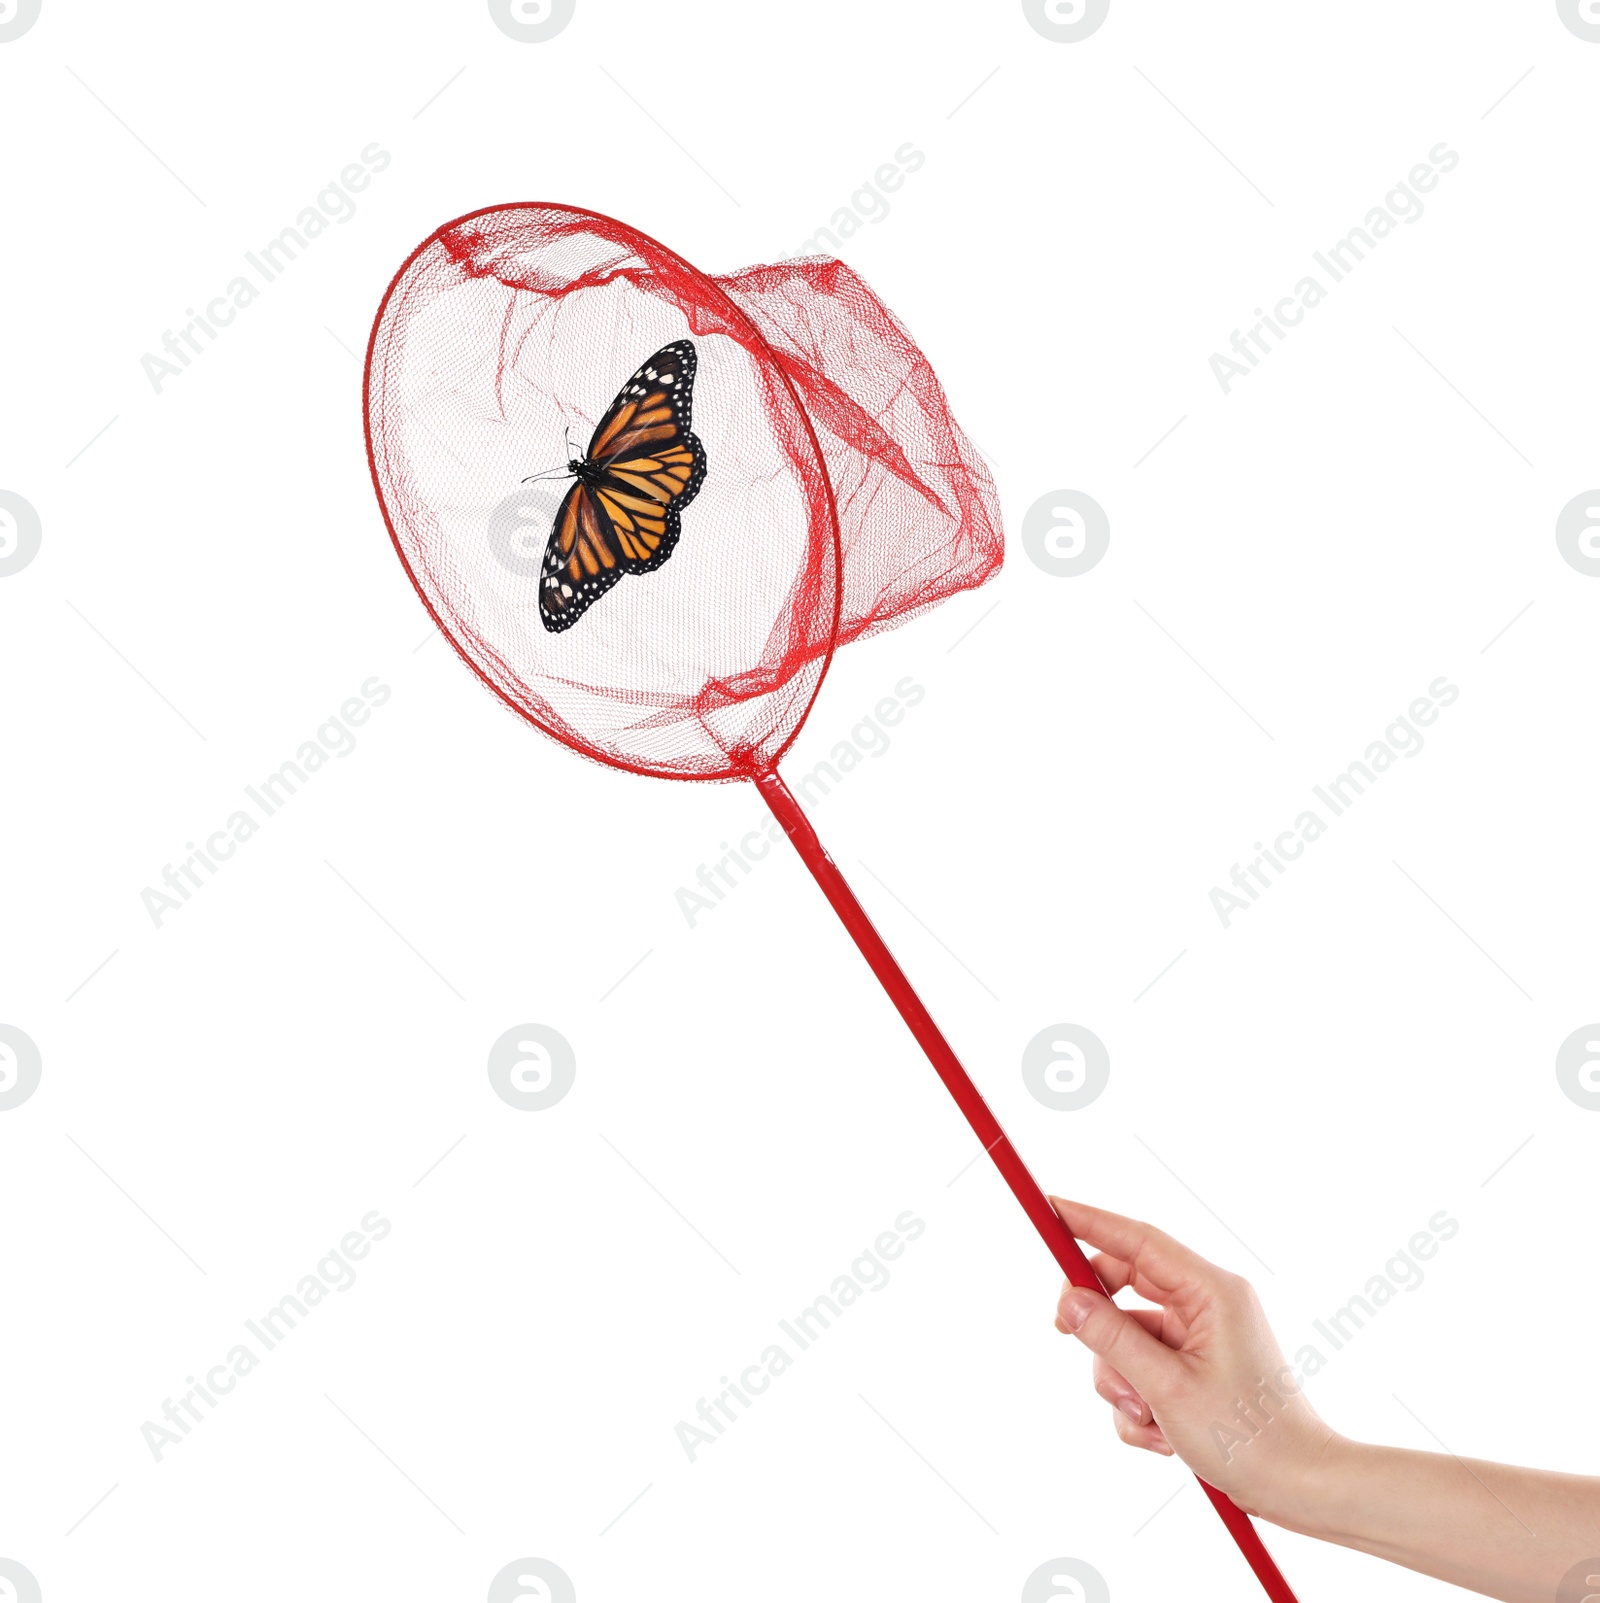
{"left": 365, "top": 204, "right": 1003, "bottom": 781}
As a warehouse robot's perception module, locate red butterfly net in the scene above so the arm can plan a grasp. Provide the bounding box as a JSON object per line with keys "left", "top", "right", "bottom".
{"left": 364, "top": 204, "right": 1299, "bottom": 1603}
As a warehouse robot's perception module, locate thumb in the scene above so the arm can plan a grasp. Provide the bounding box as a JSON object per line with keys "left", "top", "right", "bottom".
{"left": 1057, "top": 1287, "right": 1184, "bottom": 1404}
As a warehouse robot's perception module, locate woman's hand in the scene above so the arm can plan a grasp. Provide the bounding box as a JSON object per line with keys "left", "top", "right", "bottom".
{"left": 1049, "top": 1199, "right": 1600, "bottom": 1599}
{"left": 1049, "top": 1196, "right": 1338, "bottom": 1525}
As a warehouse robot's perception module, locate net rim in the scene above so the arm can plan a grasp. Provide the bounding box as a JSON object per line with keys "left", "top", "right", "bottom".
{"left": 362, "top": 200, "right": 845, "bottom": 785}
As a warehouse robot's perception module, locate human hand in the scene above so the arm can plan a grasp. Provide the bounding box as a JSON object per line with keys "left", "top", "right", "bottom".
{"left": 1050, "top": 1197, "right": 1340, "bottom": 1525}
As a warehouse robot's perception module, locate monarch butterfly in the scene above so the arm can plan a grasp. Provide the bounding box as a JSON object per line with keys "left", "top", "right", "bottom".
{"left": 535, "top": 339, "right": 706, "bottom": 633}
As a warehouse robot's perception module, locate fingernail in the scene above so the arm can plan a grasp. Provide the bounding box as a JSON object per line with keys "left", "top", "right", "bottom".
{"left": 1058, "top": 1291, "right": 1093, "bottom": 1331}
{"left": 1118, "top": 1398, "right": 1144, "bottom": 1424}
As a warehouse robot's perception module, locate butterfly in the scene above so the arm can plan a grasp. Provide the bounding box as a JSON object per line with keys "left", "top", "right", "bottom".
{"left": 535, "top": 339, "right": 706, "bottom": 633}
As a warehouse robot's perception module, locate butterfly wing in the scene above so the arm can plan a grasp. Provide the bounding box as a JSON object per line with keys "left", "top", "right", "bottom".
{"left": 539, "top": 340, "right": 707, "bottom": 633}
{"left": 585, "top": 340, "right": 700, "bottom": 468}
{"left": 538, "top": 478, "right": 629, "bottom": 633}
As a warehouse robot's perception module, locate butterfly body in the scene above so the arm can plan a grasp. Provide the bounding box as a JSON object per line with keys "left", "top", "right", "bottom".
{"left": 538, "top": 340, "right": 706, "bottom": 633}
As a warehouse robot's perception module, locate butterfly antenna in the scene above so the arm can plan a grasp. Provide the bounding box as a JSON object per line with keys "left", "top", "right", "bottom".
{"left": 520, "top": 424, "right": 580, "bottom": 485}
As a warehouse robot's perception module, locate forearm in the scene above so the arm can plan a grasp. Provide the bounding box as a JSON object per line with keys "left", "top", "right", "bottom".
{"left": 1276, "top": 1435, "right": 1600, "bottom": 1603}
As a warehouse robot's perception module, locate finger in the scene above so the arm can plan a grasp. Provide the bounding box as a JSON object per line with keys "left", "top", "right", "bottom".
{"left": 1087, "top": 1251, "right": 1134, "bottom": 1295}
{"left": 1055, "top": 1284, "right": 1186, "bottom": 1403}
{"left": 1101, "top": 1275, "right": 1194, "bottom": 1350}
{"left": 1051, "top": 1197, "right": 1226, "bottom": 1312}
{"left": 1071, "top": 1245, "right": 1198, "bottom": 1328}
{"left": 1052, "top": 1197, "right": 1215, "bottom": 1291}
{"left": 1112, "top": 1407, "right": 1174, "bottom": 1455}
{"left": 1066, "top": 1263, "right": 1192, "bottom": 1351}
{"left": 1092, "top": 1355, "right": 1151, "bottom": 1425}
{"left": 1090, "top": 1306, "right": 1168, "bottom": 1422}
{"left": 1058, "top": 1297, "right": 1164, "bottom": 1343}
{"left": 1090, "top": 1250, "right": 1192, "bottom": 1327}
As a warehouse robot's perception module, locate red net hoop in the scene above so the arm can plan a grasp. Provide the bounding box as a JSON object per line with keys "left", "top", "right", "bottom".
{"left": 364, "top": 203, "right": 1000, "bottom": 781}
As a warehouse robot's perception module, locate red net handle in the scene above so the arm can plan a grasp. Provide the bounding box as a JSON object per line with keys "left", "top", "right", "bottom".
{"left": 754, "top": 765, "right": 1301, "bottom": 1603}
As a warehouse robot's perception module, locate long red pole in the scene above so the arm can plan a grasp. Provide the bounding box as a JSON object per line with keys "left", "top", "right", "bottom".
{"left": 755, "top": 765, "right": 1300, "bottom": 1603}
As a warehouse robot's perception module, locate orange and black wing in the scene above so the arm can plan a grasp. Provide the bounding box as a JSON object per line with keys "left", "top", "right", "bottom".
{"left": 538, "top": 478, "right": 630, "bottom": 632}
{"left": 584, "top": 339, "right": 701, "bottom": 471}
{"left": 539, "top": 341, "right": 706, "bottom": 633}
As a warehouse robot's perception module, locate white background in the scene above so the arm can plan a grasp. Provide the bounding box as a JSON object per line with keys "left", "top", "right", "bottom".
{"left": 2, "top": 3, "right": 1598, "bottom": 1600}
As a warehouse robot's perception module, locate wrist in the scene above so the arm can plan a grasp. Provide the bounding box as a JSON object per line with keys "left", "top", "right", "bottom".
{"left": 1257, "top": 1430, "right": 1365, "bottom": 1538}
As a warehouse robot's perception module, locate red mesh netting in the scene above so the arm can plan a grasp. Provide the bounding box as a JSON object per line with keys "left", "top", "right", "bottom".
{"left": 364, "top": 204, "right": 1002, "bottom": 781}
